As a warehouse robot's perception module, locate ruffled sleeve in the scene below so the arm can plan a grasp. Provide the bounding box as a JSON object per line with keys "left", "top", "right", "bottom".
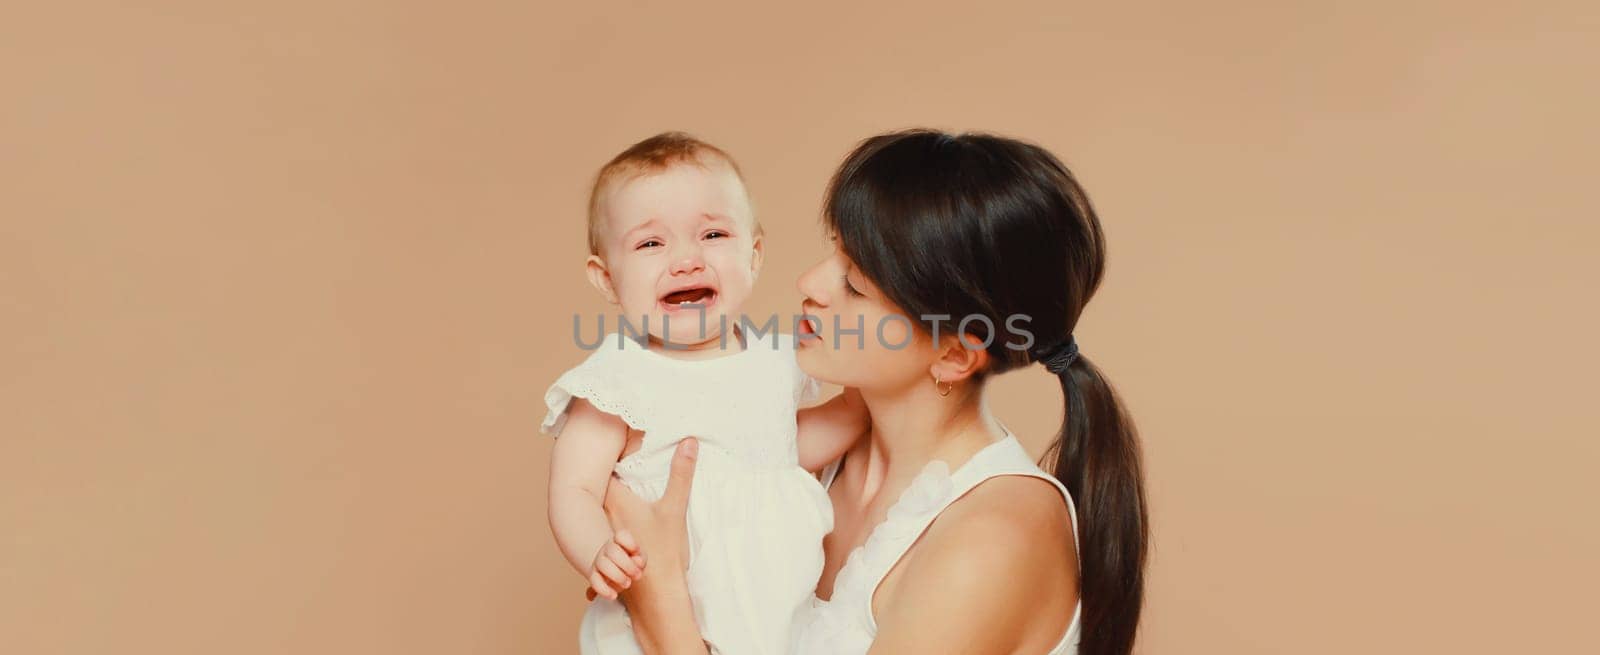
{"left": 541, "top": 344, "right": 651, "bottom": 436}
{"left": 797, "top": 372, "right": 820, "bottom": 405}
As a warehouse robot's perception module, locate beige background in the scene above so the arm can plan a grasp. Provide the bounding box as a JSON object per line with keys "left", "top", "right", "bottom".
{"left": 3, "top": 1, "right": 1597, "bottom": 653}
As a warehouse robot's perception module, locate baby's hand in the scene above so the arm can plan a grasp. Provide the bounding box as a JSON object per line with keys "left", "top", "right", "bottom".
{"left": 587, "top": 530, "right": 645, "bottom": 600}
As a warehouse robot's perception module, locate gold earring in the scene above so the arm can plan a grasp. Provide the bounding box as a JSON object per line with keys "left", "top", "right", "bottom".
{"left": 933, "top": 373, "right": 953, "bottom": 397}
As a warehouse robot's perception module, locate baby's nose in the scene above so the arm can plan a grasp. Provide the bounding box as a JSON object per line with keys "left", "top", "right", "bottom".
{"left": 669, "top": 253, "right": 705, "bottom": 276}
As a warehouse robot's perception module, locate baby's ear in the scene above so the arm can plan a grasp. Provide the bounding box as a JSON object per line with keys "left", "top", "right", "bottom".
{"left": 749, "top": 233, "right": 765, "bottom": 278}
{"left": 585, "top": 255, "right": 620, "bottom": 305}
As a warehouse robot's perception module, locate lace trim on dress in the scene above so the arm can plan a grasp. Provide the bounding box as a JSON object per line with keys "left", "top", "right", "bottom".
{"left": 830, "top": 460, "right": 955, "bottom": 607}
{"left": 540, "top": 354, "right": 654, "bottom": 437}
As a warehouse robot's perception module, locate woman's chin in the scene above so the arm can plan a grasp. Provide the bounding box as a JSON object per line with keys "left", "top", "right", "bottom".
{"left": 794, "top": 341, "right": 817, "bottom": 365}
{"left": 795, "top": 345, "right": 836, "bottom": 381}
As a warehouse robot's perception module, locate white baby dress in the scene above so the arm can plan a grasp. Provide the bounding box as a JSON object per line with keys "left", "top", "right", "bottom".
{"left": 542, "top": 329, "right": 833, "bottom": 655}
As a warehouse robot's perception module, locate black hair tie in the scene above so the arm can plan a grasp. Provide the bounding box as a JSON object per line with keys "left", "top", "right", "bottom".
{"left": 1036, "top": 336, "right": 1080, "bottom": 374}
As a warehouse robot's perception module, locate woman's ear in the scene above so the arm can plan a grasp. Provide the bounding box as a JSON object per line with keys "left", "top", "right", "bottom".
{"left": 585, "top": 255, "right": 620, "bottom": 305}
{"left": 928, "top": 332, "right": 990, "bottom": 384}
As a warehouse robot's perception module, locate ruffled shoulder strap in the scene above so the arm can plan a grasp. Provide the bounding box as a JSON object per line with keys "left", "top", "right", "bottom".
{"left": 540, "top": 336, "right": 653, "bottom": 436}
{"left": 952, "top": 437, "right": 1081, "bottom": 557}
{"left": 836, "top": 436, "right": 1082, "bottom": 636}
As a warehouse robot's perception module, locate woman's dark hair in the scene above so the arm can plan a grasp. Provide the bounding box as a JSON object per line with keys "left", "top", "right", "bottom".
{"left": 824, "top": 129, "right": 1148, "bottom": 655}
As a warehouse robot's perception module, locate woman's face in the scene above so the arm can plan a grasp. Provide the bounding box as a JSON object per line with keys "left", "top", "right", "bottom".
{"left": 794, "top": 240, "right": 937, "bottom": 394}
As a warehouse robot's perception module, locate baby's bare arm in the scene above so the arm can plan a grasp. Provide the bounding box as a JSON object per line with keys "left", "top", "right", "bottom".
{"left": 548, "top": 398, "right": 631, "bottom": 584}
{"left": 796, "top": 387, "right": 868, "bottom": 473}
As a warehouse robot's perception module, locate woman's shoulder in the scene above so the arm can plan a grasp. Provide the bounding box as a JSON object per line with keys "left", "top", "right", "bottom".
{"left": 892, "top": 474, "right": 1075, "bottom": 598}
{"left": 871, "top": 475, "right": 1078, "bottom": 648}
{"left": 930, "top": 475, "right": 1076, "bottom": 565}
{"left": 900, "top": 435, "right": 1079, "bottom": 572}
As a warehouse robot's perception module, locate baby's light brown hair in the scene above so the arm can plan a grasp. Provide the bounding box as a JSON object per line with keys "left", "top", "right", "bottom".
{"left": 587, "top": 132, "right": 757, "bottom": 255}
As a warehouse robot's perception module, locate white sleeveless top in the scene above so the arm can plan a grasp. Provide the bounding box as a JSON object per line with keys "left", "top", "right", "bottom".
{"left": 791, "top": 435, "right": 1082, "bottom": 655}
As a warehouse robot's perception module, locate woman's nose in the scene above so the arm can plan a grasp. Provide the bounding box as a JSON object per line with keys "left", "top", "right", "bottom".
{"left": 795, "top": 257, "right": 831, "bottom": 306}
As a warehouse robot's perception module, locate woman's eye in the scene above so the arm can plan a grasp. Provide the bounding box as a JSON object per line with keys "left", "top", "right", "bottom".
{"left": 842, "top": 274, "right": 863, "bottom": 297}
{"left": 703, "top": 231, "right": 728, "bottom": 240}
{"left": 636, "top": 239, "right": 663, "bottom": 250}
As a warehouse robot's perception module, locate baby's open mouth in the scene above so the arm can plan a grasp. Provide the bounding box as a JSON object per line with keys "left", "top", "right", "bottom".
{"left": 659, "top": 286, "right": 717, "bottom": 309}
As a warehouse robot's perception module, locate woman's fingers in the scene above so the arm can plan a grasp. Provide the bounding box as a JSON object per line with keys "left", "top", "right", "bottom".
{"left": 659, "top": 438, "right": 699, "bottom": 516}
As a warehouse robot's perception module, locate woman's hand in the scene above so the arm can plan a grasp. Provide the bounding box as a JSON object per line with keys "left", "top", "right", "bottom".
{"left": 594, "top": 438, "right": 710, "bottom": 655}
{"left": 602, "top": 437, "right": 696, "bottom": 576}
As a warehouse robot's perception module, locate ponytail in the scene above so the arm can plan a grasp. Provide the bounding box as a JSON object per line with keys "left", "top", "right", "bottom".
{"left": 1048, "top": 353, "right": 1147, "bottom": 655}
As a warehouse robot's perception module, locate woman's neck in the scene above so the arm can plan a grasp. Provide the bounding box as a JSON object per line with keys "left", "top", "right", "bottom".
{"left": 854, "top": 381, "right": 1001, "bottom": 498}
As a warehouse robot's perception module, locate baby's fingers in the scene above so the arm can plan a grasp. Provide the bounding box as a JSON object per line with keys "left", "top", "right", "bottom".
{"left": 588, "top": 571, "right": 617, "bottom": 600}
{"left": 614, "top": 529, "right": 640, "bottom": 554}
{"left": 604, "top": 542, "right": 643, "bottom": 580}
{"left": 597, "top": 556, "right": 633, "bottom": 590}
{"left": 613, "top": 531, "right": 647, "bottom": 572}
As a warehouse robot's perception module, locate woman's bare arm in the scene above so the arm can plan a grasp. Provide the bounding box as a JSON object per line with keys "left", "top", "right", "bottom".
{"left": 620, "top": 564, "right": 708, "bottom": 655}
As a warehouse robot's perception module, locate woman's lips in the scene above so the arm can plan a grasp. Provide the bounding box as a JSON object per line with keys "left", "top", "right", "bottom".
{"left": 797, "top": 309, "right": 822, "bottom": 347}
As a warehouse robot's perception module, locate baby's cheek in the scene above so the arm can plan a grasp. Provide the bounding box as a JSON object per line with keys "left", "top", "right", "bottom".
{"left": 614, "top": 276, "right": 660, "bottom": 319}
{"left": 711, "top": 257, "right": 757, "bottom": 299}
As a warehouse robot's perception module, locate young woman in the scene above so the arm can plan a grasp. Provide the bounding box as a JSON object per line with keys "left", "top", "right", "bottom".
{"left": 600, "top": 130, "right": 1149, "bottom": 655}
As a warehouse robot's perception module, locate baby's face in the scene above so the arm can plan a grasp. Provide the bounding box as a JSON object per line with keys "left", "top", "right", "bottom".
{"left": 591, "top": 162, "right": 761, "bottom": 347}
